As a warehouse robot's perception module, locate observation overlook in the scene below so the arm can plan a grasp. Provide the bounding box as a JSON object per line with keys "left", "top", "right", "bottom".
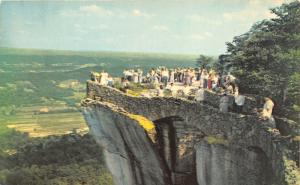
{"left": 82, "top": 80, "right": 299, "bottom": 185}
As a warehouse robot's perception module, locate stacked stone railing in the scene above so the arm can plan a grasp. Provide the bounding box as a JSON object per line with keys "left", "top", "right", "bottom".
{"left": 82, "top": 80, "right": 299, "bottom": 185}
{"left": 88, "top": 80, "right": 300, "bottom": 136}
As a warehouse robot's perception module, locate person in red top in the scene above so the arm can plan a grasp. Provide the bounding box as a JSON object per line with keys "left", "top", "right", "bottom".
{"left": 207, "top": 74, "right": 213, "bottom": 89}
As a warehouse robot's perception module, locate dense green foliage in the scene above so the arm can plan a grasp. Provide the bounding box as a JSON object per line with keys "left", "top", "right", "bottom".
{"left": 219, "top": 1, "right": 300, "bottom": 119}
{"left": 196, "top": 55, "right": 217, "bottom": 69}
{"left": 0, "top": 134, "right": 113, "bottom": 185}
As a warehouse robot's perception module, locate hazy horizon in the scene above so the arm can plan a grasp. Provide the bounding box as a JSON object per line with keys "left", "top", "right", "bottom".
{"left": 0, "top": 46, "right": 202, "bottom": 56}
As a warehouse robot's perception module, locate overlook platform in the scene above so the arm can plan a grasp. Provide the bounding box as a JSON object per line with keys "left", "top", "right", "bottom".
{"left": 82, "top": 81, "right": 299, "bottom": 185}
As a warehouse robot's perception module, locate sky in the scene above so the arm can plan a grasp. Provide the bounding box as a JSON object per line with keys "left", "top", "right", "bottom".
{"left": 0, "top": 0, "right": 296, "bottom": 55}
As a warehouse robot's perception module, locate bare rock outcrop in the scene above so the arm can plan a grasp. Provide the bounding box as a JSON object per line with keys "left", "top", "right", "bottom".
{"left": 82, "top": 81, "right": 299, "bottom": 185}
{"left": 83, "top": 101, "right": 171, "bottom": 185}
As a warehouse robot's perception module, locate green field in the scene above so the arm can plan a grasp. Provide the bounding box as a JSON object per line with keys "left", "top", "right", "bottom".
{"left": 0, "top": 47, "right": 197, "bottom": 153}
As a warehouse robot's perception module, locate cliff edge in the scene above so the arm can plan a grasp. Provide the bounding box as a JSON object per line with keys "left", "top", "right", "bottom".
{"left": 82, "top": 81, "right": 299, "bottom": 185}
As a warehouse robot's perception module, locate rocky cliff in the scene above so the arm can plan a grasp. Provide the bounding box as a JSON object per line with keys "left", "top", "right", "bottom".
{"left": 82, "top": 81, "right": 299, "bottom": 185}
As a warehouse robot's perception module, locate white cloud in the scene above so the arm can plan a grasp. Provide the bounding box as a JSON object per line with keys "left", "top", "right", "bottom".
{"left": 74, "top": 23, "right": 110, "bottom": 34}
{"left": 79, "top": 5, "right": 113, "bottom": 16}
{"left": 171, "top": 34, "right": 183, "bottom": 40}
{"left": 61, "top": 6, "right": 155, "bottom": 20}
{"left": 221, "top": 0, "right": 295, "bottom": 23}
{"left": 248, "top": 0, "right": 285, "bottom": 7}
{"left": 74, "top": 23, "right": 81, "bottom": 28}
{"left": 132, "top": 9, "right": 141, "bottom": 16}
{"left": 222, "top": 7, "right": 275, "bottom": 22}
{"left": 204, "top": 32, "right": 213, "bottom": 38}
{"left": 90, "top": 24, "right": 109, "bottom": 31}
{"left": 61, "top": 10, "right": 83, "bottom": 17}
{"left": 132, "top": 9, "right": 155, "bottom": 18}
{"left": 186, "top": 14, "right": 222, "bottom": 26}
{"left": 16, "top": 30, "right": 26, "bottom": 34}
{"left": 61, "top": 5, "right": 114, "bottom": 17}
{"left": 188, "top": 34, "right": 206, "bottom": 40}
{"left": 77, "top": 29, "right": 88, "bottom": 34}
{"left": 153, "top": 25, "right": 169, "bottom": 32}
{"left": 172, "top": 33, "right": 211, "bottom": 41}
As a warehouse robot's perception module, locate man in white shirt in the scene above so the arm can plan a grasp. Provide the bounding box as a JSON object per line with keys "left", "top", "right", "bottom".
{"left": 156, "top": 85, "right": 164, "bottom": 97}
{"left": 99, "top": 71, "right": 108, "bottom": 85}
{"left": 133, "top": 70, "right": 139, "bottom": 83}
{"left": 169, "top": 70, "right": 175, "bottom": 84}
{"left": 138, "top": 69, "right": 143, "bottom": 83}
{"left": 235, "top": 94, "right": 245, "bottom": 114}
{"left": 220, "top": 94, "right": 229, "bottom": 113}
{"left": 195, "top": 86, "right": 205, "bottom": 102}
{"left": 166, "top": 83, "right": 177, "bottom": 97}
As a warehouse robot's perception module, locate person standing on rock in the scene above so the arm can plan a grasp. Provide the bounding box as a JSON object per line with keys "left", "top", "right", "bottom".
{"left": 207, "top": 73, "right": 213, "bottom": 90}
{"left": 132, "top": 70, "right": 139, "bottom": 83}
{"left": 189, "top": 69, "right": 195, "bottom": 86}
{"left": 91, "top": 72, "right": 100, "bottom": 83}
{"left": 138, "top": 69, "right": 143, "bottom": 83}
{"left": 156, "top": 85, "right": 164, "bottom": 97}
{"left": 195, "top": 86, "right": 205, "bottom": 102}
{"left": 166, "top": 82, "right": 177, "bottom": 97}
{"left": 260, "top": 97, "right": 274, "bottom": 120}
{"left": 161, "top": 68, "right": 169, "bottom": 87}
{"left": 234, "top": 88, "right": 245, "bottom": 114}
{"left": 219, "top": 93, "right": 229, "bottom": 113}
{"left": 202, "top": 70, "right": 208, "bottom": 89}
{"left": 169, "top": 69, "right": 175, "bottom": 84}
{"left": 99, "top": 70, "right": 108, "bottom": 85}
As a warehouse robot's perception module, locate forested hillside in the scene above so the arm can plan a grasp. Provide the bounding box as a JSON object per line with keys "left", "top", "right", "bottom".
{"left": 0, "top": 134, "right": 113, "bottom": 185}
{"left": 218, "top": 1, "right": 300, "bottom": 120}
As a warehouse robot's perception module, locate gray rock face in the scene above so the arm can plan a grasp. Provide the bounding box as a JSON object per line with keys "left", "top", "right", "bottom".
{"left": 82, "top": 81, "right": 298, "bottom": 185}
{"left": 196, "top": 141, "right": 271, "bottom": 185}
{"left": 83, "top": 102, "right": 171, "bottom": 185}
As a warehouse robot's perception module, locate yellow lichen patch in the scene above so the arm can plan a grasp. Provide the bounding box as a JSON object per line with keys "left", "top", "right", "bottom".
{"left": 126, "top": 89, "right": 149, "bottom": 97}
{"left": 4, "top": 149, "right": 17, "bottom": 155}
{"left": 293, "top": 135, "right": 300, "bottom": 142}
{"left": 205, "top": 135, "right": 229, "bottom": 146}
{"left": 127, "top": 114, "right": 155, "bottom": 131}
{"left": 126, "top": 113, "right": 156, "bottom": 143}
{"left": 126, "top": 89, "right": 141, "bottom": 97}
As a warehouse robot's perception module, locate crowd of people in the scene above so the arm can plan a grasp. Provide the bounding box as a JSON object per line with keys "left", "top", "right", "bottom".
{"left": 122, "top": 67, "right": 236, "bottom": 90}
{"left": 90, "top": 67, "right": 274, "bottom": 121}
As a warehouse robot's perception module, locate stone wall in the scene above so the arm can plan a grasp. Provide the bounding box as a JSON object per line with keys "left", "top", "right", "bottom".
{"left": 83, "top": 81, "right": 298, "bottom": 185}
{"left": 87, "top": 80, "right": 262, "bottom": 115}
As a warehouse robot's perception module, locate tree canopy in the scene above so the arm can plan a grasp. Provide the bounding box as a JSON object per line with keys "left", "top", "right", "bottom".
{"left": 219, "top": 1, "right": 300, "bottom": 119}
{"left": 196, "top": 55, "right": 215, "bottom": 69}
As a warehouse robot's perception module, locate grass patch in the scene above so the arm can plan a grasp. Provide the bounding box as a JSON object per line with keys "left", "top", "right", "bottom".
{"left": 0, "top": 105, "right": 88, "bottom": 147}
